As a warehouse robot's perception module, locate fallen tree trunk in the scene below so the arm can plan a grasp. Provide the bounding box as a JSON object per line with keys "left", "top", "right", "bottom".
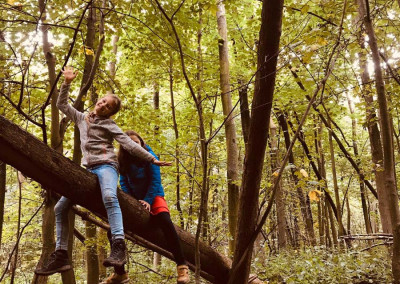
{"left": 0, "top": 115, "right": 231, "bottom": 283}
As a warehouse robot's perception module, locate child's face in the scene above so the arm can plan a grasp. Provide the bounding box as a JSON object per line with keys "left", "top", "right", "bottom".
{"left": 94, "top": 96, "right": 116, "bottom": 118}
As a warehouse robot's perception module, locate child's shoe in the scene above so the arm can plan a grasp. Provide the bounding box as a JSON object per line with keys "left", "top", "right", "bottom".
{"left": 34, "top": 250, "right": 72, "bottom": 275}
{"left": 177, "top": 265, "right": 190, "bottom": 284}
{"left": 103, "top": 239, "right": 127, "bottom": 267}
{"left": 100, "top": 272, "right": 130, "bottom": 283}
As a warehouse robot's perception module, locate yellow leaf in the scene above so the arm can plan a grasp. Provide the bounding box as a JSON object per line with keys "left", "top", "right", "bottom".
{"left": 7, "top": 0, "right": 15, "bottom": 4}
{"left": 301, "top": 5, "right": 310, "bottom": 14}
{"left": 302, "top": 51, "right": 313, "bottom": 64}
{"left": 299, "top": 169, "right": 308, "bottom": 178}
{"left": 85, "top": 48, "right": 94, "bottom": 56}
{"left": 309, "top": 190, "right": 322, "bottom": 201}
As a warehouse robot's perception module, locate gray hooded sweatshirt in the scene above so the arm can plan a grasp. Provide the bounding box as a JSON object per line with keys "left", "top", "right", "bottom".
{"left": 57, "top": 83, "right": 155, "bottom": 168}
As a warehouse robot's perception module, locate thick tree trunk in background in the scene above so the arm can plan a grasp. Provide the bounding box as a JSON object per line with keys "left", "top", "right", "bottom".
{"left": 230, "top": 0, "right": 284, "bottom": 281}
{"left": 0, "top": 116, "right": 231, "bottom": 283}
{"left": 277, "top": 112, "right": 316, "bottom": 245}
{"left": 0, "top": 162, "right": 5, "bottom": 249}
{"left": 79, "top": 5, "right": 99, "bottom": 282}
{"left": 270, "top": 120, "right": 287, "bottom": 248}
{"left": 216, "top": 0, "right": 240, "bottom": 254}
{"left": 357, "top": 0, "right": 400, "bottom": 281}
{"left": 358, "top": 39, "right": 391, "bottom": 233}
{"left": 34, "top": 1, "right": 63, "bottom": 282}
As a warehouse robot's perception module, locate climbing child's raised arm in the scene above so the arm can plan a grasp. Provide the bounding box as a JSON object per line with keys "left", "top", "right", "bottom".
{"left": 57, "top": 67, "right": 85, "bottom": 123}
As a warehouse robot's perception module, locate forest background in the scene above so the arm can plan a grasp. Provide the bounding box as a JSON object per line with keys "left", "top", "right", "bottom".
{"left": 1, "top": 0, "right": 400, "bottom": 283}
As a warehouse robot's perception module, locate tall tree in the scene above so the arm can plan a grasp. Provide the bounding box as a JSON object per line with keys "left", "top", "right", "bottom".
{"left": 357, "top": 0, "right": 400, "bottom": 280}
{"left": 230, "top": 0, "right": 284, "bottom": 282}
{"left": 216, "top": 0, "right": 240, "bottom": 254}
{"left": 269, "top": 119, "right": 287, "bottom": 248}
{"left": 33, "top": 1, "right": 63, "bottom": 282}
{"left": 0, "top": 162, "right": 5, "bottom": 249}
{"left": 357, "top": 29, "right": 390, "bottom": 233}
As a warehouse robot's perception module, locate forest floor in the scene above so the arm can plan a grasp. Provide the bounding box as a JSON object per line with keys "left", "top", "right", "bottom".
{"left": 255, "top": 246, "right": 391, "bottom": 283}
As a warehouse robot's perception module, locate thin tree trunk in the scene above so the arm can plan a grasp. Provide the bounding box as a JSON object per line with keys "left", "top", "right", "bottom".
{"left": 0, "top": 162, "right": 5, "bottom": 249}
{"left": 357, "top": 0, "right": 400, "bottom": 281}
{"left": 107, "top": 35, "right": 119, "bottom": 94}
{"left": 238, "top": 79, "right": 250, "bottom": 146}
{"left": 277, "top": 112, "right": 316, "bottom": 245}
{"left": 346, "top": 197, "right": 351, "bottom": 233}
{"left": 324, "top": 198, "right": 332, "bottom": 248}
{"left": 10, "top": 171, "right": 23, "bottom": 284}
{"left": 346, "top": 94, "right": 372, "bottom": 234}
{"left": 270, "top": 119, "right": 287, "bottom": 249}
{"left": 318, "top": 200, "right": 324, "bottom": 245}
{"left": 328, "top": 202, "right": 338, "bottom": 246}
{"left": 230, "top": 0, "right": 284, "bottom": 281}
{"left": 328, "top": 130, "right": 345, "bottom": 238}
{"left": 169, "top": 55, "right": 184, "bottom": 228}
{"left": 216, "top": 0, "right": 240, "bottom": 253}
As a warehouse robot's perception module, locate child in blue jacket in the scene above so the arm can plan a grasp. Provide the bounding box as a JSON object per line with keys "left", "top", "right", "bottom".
{"left": 101, "top": 130, "right": 190, "bottom": 284}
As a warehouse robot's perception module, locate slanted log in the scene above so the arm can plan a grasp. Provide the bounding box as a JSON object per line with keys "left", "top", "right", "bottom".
{"left": 0, "top": 115, "right": 231, "bottom": 283}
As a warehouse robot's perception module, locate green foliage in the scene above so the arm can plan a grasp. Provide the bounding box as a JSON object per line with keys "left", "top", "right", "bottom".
{"left": 256, "top": 247, "right": 391, "bottom": 284}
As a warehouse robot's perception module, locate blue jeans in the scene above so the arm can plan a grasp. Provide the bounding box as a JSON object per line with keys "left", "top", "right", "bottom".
{"left": 55, "top": 163, "right": 124, "bottom": 250}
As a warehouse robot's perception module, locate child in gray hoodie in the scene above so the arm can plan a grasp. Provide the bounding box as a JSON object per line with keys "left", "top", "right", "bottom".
{"left": 35, "top": 66, "right": 171, "bottom": 276}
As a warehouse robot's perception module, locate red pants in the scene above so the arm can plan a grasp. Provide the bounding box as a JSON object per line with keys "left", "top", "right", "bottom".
{"left": 151, "top": 196, "right": 169, "bottom": 215}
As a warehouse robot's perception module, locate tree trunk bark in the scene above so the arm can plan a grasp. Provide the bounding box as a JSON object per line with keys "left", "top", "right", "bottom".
{"left": 230, "top": 0, "right": 284, "bottom": 282}
{"left": 86, "top": 223, "right": 99, "bottom": 284}
{"left": 358, "top": 34, "right": 391, "bottom": 233}
{"left": 357, "top": 0, "right": 400, "bottom": 281}
{"left": 238, "top": 79, "right": 250, "bottom": 146}
{"left": 216, "top": 0, "right": 240, "bottom": 254}
{"left": 34, "top": 1, "right": 63, "bottom": 282}
{"left": 0, "top": 162, "right": 5, "bottom": 249}
{"left": 0, "top": 115, "right": 231, "bottom": 283}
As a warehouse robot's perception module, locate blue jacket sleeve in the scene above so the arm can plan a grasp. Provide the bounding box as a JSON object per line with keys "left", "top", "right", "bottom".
{"left": 119, "top": 174, "right": 130, "bottom": 194}
{"left": 143, "top": 146, "right": 164, "bottom": 205}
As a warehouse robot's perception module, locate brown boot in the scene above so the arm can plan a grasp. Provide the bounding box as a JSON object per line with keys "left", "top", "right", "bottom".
{"left": 177, "top": 265, "right": 190, "bottom": 284}
{"left": 100, "top": 272, "right": 129, "bottom": 284}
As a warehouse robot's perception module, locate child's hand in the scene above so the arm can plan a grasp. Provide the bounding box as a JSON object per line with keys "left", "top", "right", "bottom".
{"left": 139, "top": 200, "right": 151, "bottom": 212}
{"left": 61, "top": 66, "right": 78, "bottom": 84}
{"left": 152, "top": 158, "right": 172, "bottom": 167}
